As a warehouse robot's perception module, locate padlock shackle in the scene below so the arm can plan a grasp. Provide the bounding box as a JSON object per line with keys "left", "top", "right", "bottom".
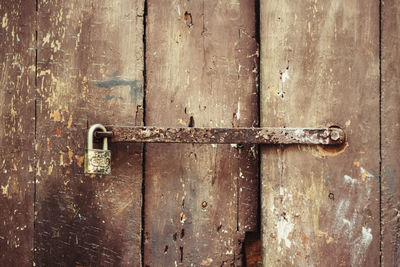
{"left": 88, "top": 124, "right": 108, "bottom": 150}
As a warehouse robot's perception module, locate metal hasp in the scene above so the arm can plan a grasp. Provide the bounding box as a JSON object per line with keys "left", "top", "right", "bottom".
{"left": 95, "top": 126, "right": 345, "bottom": 145}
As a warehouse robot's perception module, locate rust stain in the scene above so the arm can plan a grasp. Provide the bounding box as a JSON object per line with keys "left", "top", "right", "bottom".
{"left": 201, "top": 258, "right": 213, "bottom": 266}
{"left": 360, "top": 168, "right": 368, "bottom": 182}
{"left": 315, "top": 142, "right": 348, "bottom": 157}
{"left": 75, "top": 155, "right": 84, "bottom": 168}
{"left": 301, "top": 233, "right": 310, "bottom": 249}
{"left": 56, "top": 128, "right": 61, "bottom": 137}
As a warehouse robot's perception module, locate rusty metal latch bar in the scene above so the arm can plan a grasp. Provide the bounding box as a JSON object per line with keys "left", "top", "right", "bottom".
{"left": 94, "top": 126, "right": 345, "bottom": 145}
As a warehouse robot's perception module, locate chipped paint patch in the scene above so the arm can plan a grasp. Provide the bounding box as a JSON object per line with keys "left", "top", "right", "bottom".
{"left": 351, "top": 227, "right": 373, "bottom": 266}
{"left": 1, "top": 183, "right": 9, "bottom": 195}
{"left": 75, "top": 155, "right": 84, "bottom": 168}
{"left": 236, "top": 101, "right": 240, "bottom": 120}
{"left": 333, "top": 169, "right": 374, "bottom": 264}
{"left": 68, "top": 150, "right": 74, "bottom": 164}
{"left": 276, "top": 216, "right": 293, "bottom": 249}
{"left": 201, "top": 258, "right": 213, "bottom": 265}
{"left": 343, "top": 174, "right": 358, "bottom": 185}
{"left": 42, "top": 33, "right": 51, "bottom": 45}
{"left": 362, "top": 227, "right": 373, "bottom": 244}
{"left": 360, "top": 167, "right": 374, "bottom": 182}
{"left": 2, "top": 13, "right": 8, "bottom": 28}
{"left": 51, "top": 110, "right": 61, "bottom": 122}
{"left": 67, "top": 114, "right": 73, "bottom": 128}
{"left": 281, "top": 70, "right": 289, "bottom": 83}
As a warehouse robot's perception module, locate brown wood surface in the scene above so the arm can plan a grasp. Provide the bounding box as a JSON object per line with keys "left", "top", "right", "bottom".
{"left": 0, "top": 1, "right": 36, "bottom": 265}
{"left": 381, "top": 0, "right": 400, "bottom": 265}
{"left": 260, "top": 1, "right": 380, "bottom": 266}
{"left": 144, "top": 1, "right": 258, "bottom": 265}
{"left": 35, "top": 0, "right": 144, "bottom": 265}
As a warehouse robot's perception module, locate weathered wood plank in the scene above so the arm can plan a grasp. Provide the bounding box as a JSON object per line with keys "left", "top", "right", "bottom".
{"left": 0, "top": 1, "right": 36, "bottom": 265}
{"left": 144, "top": 0, "right": 258, "bottom": 265}
{"left": 35, "top": 0, "right": 144, "bottom": 265}
{"left": 381, "top": 0, "right": 400, "bottom": 265}
{"left": 260, "top": 1, "right": 380, "bottom": 266}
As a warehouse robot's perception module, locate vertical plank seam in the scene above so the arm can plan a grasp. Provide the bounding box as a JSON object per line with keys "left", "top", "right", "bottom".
{"left": 255, "top": 0, "right": 261, "bottom": 234}
{"left": 141, "top": 0, "right": 148, "bottom": 266}
{"left": 379, "top": 0, "right": 383, "bottom": 265}
{"left": 33, "top": 0, "right": 39, "bottom": 265}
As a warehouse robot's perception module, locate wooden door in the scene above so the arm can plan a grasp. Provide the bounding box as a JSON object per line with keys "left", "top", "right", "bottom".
{"left": 1, "top": 1, "right": 399, "bottom": 266}
{"left": 260, "top": 1, "right": 399, "bottom": 266}
{"left": 1, "top": 0, "right": 259, "bottom": 266}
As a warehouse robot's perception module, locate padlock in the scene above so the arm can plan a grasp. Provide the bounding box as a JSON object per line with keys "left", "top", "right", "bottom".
{"left": 84, "top": 124, "right": 111, "bottom": 174}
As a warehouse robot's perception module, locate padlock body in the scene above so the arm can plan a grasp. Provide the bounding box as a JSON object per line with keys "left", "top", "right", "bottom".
{"left": 84, "top": 149, "right": 111, "bottom": 174}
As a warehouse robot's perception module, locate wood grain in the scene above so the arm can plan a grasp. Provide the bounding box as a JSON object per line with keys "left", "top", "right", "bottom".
{"left": 35, "top": 0, "right": 144, "bottom": 265}
{"left": 381, "top": 0, "right": 400, "bottom": 265}
{"left": 144, "top": 0, "right": 258, "bottom": 265}
{"left": 260, "top": 1, "right": 380, "bottom": 266}
{"left": 0, "top": 1, "right": 36, "bottom": 265}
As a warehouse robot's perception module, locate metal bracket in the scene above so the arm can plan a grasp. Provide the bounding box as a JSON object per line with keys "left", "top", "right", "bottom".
{"left": 94, "top": 126, "right": 344, "bottom": 145}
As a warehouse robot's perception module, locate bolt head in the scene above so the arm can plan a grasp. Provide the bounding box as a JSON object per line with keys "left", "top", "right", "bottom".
{"left": 330, "top": 130, "right": 340, "bottom": 141}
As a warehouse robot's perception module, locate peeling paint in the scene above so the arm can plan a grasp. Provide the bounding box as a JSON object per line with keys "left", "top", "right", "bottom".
{"left": 67, "top": 114, "right": 73, "bottom": 128}
{"left": 1, "top": 183, "right": 9, "bottom": 195}
{"left": 42, "top": 33, "right": 50, "bottom": 45}
{"left": 360, "top": 167, "right": 374, "bottom": 182}
{"left": 236, "top": 101, "right": 240, "bottom": 120}
{"left": 2, "top": 13, "right": 8, "bottom": 28}
{"left": 281, "top": 70, "right": 289, "bottom": 83}
{"left": 333, "top": 169, "right": 374, "bottom": 263}
{"left": 276, "top": 216, "right": 293, "bottom": 249}
{"left": 343, "top": 174, "right": 358, "bottom": 185}
{"left": 51, "top": 110, "right": 61, "bottom": 122}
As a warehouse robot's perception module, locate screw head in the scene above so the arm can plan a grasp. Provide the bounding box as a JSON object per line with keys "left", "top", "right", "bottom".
{"left": 330, "top": 130, "right": 340, "bottom": 141}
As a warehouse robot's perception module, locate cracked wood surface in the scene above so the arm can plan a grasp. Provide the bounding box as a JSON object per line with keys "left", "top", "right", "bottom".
{"left": 34, "top": 0, "right": 144, "bottom": 265}
{"left": 144, "top": 1, "right": 258, "bottom": 265}
{"left": 0, "top": 1, "right": 36, "bottom": 265}
{"left": 260, "top": 1, "right": 380, "bottom": 266}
